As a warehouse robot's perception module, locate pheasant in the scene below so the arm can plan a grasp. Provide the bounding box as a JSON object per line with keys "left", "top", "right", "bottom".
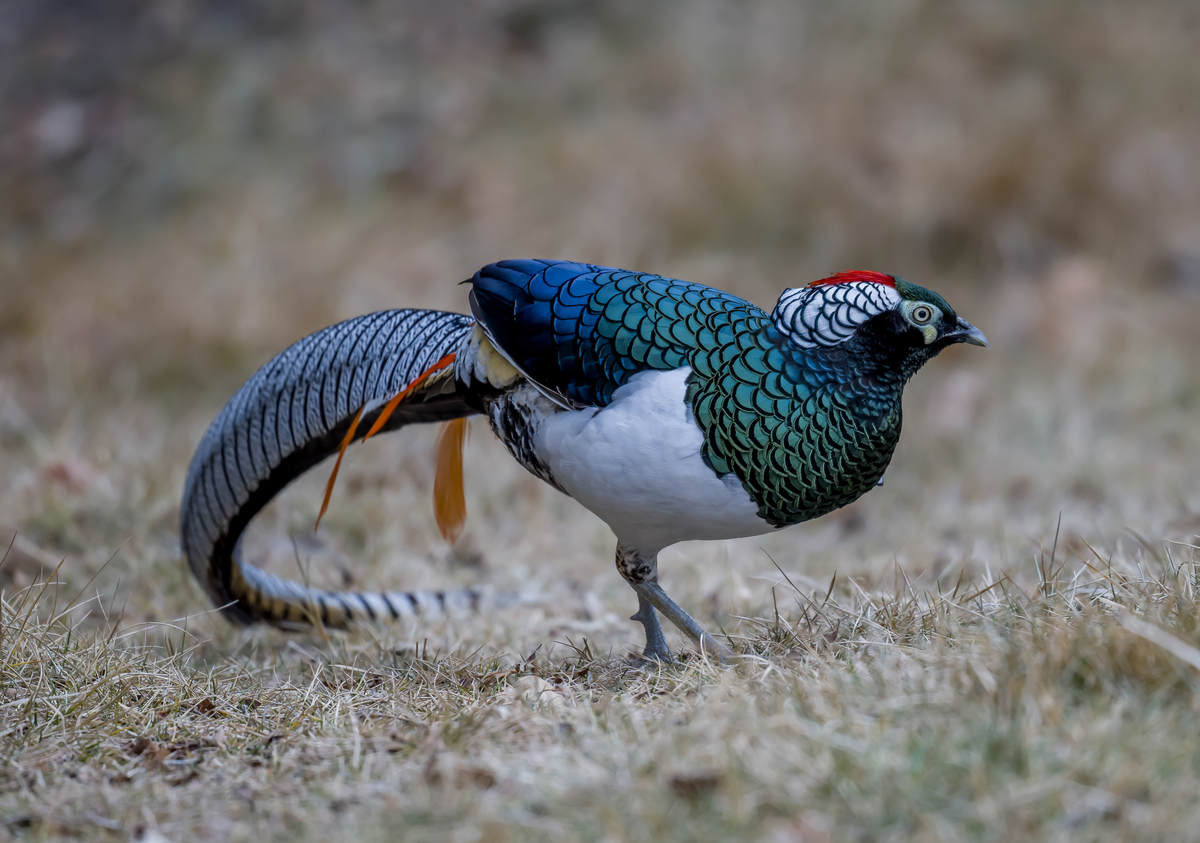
{"left": 180, "top": 259, "right": 986, "bottom": 661}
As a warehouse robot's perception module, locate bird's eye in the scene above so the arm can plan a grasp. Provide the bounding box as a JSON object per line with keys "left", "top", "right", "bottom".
{"left": 910, "top": 305, "right": 934, "bottom": 324}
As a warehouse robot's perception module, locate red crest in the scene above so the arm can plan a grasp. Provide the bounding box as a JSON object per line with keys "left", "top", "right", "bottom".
{"left": 808, "top": 270, "right": 896, "bottom": 288}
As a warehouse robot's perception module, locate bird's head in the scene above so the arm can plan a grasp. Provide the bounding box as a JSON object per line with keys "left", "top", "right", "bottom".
{"left": 771, "top": 270, "right": 987, "bottom": 378}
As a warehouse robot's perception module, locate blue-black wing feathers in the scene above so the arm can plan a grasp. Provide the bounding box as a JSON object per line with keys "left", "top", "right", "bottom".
{"left": 467, "top": 259, "right": 766, "bottom": 407}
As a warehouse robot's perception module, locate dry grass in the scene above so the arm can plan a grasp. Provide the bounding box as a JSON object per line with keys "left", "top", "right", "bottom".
{"left": 5, "top": 535, "right": 1200, "bottom": 841}
{"left": 4, "top": 1, "right": 1200, "bottom": 840}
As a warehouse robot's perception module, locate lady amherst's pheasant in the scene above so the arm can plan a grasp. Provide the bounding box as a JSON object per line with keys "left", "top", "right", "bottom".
{"left": 181, "top": 259, "right": 986, "bottom": 661}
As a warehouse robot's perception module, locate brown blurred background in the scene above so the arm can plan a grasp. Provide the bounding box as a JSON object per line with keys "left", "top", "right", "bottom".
{"left": 2, "top": 1, "right": 1198, "bottom": 626}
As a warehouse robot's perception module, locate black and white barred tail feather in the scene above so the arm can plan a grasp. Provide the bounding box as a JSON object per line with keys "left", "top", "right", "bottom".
{"left": 179, "top": 308, "right": 483, "bottom": 628}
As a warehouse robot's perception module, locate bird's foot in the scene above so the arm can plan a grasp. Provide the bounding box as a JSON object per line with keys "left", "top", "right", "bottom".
{"left": 634, "top": 581, "right": 735, "bottom": 664}
{"left": 614, "top": 543, "right": 735, "bottom": 664}
{"left": 630, "top": 596, "right": 675, "bottom": 664}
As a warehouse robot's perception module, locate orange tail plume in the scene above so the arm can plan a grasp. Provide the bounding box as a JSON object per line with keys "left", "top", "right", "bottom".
{"left": 361, "top": 352, "right": 457, "bottom": 443}
{"left": 316, "top": 352, "right": 457, "bottom": 531}
{"left": 433, "top": 417, "right": 469, "bottom": 544}
{"left": 316, "top": 405, "right": 366, "bottom": 530}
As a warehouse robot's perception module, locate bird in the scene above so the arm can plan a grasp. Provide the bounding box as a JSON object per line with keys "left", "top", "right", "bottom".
{"left": 180, "top": 259, "right": 986, "bottom": 661}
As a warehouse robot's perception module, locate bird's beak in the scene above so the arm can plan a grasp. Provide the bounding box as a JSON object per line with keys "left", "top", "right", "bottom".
{"left": 943, "top": 317, "right": 989, "bottom": 348}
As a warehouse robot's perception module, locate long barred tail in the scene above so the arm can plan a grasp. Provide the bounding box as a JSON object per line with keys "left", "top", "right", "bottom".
{"left": 179, "top": 308, "right": 481, "bottom": 627}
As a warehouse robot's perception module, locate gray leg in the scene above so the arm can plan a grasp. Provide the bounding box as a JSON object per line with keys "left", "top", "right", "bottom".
{"left": 634, "top": 581, "right": 734, "bottom": 662}
{"left": 631, "top": 593, "right": 674, "bottom": 662}
{"left": 615, "top": 543, "right": 734, "bottom": 663}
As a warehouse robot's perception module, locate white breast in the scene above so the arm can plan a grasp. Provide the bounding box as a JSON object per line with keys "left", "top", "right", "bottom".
{"left": 533, "top": 367, "right": 772, "bottom": 553}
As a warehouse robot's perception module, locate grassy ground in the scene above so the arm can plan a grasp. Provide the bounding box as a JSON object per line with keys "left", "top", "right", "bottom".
{"left": 4, "top": 2, "right": 1200, "bottom": 840}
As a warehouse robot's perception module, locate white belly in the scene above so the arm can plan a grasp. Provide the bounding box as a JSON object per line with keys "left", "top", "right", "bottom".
{"left": 533, "top": 367, "right": 772, "bottom": 552}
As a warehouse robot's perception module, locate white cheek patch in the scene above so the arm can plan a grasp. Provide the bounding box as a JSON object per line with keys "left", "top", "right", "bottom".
{"left": 772, "top": 282, "right": 902, "bottom": 348}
